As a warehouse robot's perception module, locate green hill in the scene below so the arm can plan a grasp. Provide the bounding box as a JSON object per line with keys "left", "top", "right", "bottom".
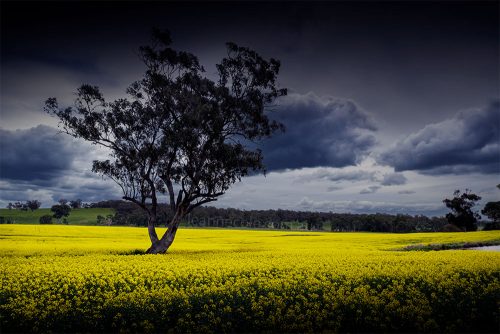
{"left": 0, "top": 208, "right": 115, "bottom": 225}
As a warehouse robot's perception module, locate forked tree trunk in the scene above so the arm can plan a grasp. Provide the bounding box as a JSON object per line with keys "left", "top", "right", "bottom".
{"left": 146, "top": 216, "right": 181, "bottom": 254}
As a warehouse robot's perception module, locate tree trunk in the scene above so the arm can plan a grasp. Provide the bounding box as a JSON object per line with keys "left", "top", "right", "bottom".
{"left": 146, "top": 217, "right": 181, "bottom": 254}
{"left": 147, "top": 215, "right": 159, "bottom": 244}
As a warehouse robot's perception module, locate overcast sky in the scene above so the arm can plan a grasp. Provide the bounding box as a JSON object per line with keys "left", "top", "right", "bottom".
{"left": 1, "top": 1, "right": 499, "bottom": 216}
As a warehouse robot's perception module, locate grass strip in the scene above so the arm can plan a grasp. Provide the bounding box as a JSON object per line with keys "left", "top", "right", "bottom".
{"left": 399, "top": 240, "right": 500, "bottom": 251}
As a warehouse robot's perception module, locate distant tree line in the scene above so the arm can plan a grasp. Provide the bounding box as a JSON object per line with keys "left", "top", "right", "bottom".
{"left": 57, "top": 199, "right": 84, "bottom": 209}
{"left": 87, "top": 200, "right": 452, "bottom": 232}
{"left": 6, "top": 200, "right": 41, "bottom": 211}
{"left": 3, "top": 190, "right": 499, "bottom": 232}
{"left": 80, "top": 189, "right": 500, "bottom": 232}
{"left": 2, "top": 198, "right": 83, "bottom": 225}
{"left": 5, "top": 199, "right": 85, "bottom": 211}
{"left": 442, "top": 188, "right": 500, "bottom": 231}
{"left": 87, "top": 189, "right": 500, "bottom": 232}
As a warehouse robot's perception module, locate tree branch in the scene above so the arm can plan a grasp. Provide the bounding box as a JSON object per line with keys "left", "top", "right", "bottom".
{"left": 165, "top": 178, "right": 176, "bottom": 211}
{"left": 186, "top": 198, "right": 217, "bottom": 214}
{"left": 122, "top": 196, "right": 149, "bottom": 214}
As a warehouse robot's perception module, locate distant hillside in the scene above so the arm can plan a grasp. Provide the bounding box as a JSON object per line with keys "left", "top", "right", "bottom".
{"left": 0, "top": 208, "right": 115, "bottom": 225}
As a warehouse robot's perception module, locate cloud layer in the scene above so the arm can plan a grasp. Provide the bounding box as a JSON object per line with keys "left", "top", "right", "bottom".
{"left": 0, "top": 125, "right": 82, "bottom": 181}
{"left": 379, "top": 101, "right": 500, "bottom": 174}
{"left": 381, "top": 173, "right": 407, "bottom": 186}
{"left": 261, "top": 93, "right": 377, "bottom": 171}
{"left": 0, "top": 125, "right": 121, "bottom": 206}
{"left": 296, "top": 196, "right": 444, "bottom": 216}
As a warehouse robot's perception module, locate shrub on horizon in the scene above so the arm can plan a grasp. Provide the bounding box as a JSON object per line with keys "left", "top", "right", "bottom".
{"left": 39, "top": 215, "right": 53, "bottom": 224}
{"left": 0, "top": 216, "right": 14, "bottom": 224}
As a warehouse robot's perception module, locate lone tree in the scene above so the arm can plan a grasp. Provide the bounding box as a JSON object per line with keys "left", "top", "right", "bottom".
{"left": 39, "top": 215, "right": 53, "bottom": 225}
{"left": 58, "top": 199, "right": 69, "bottom": 206}
{"left": 70, "top": 199, "right": 82, "bottom": 209}
{"left": 45, "top": 29, "right": 286, "bottom": 253}
{"left": 26, "top": 200, "right": 41, "bottom": 211}
{"left": 51, "top": 203, "right": 72, "bottom": 224}
{"left": 481, "top": 184, "right": 500, "bottom": 229}
{"left": 482, "top": 202, "right": 500, "bottom": 231}
{"left": 11, "top": 202, "right": 28, "bottom": 211}
{"left": 443, "top": 189, "right": 481, "bottom": 231}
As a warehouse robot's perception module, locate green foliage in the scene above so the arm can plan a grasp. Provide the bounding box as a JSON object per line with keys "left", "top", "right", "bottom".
{"left": 0, "top": 208, "right": 115, "bottom": 225}
{"left": 443, "top": 189, "right": 481, "bottom": 231}
{"left": 96, "top": 214, "right": 114, "bottom": 225}
{"left": 26, "top": 200, "right": 41, "bottom": 211}
{"left": 45, "top": 28, "right": 287, "bottom": 252}
{"left": 93, "top": 200, "right": 447, "bottom": 232}
{"left": 69, "top": 199, "right": 82, "bottom": 209}
{"left": 7, "top": 201, "right": 42, "bottom": 212}
{"left": 482, "top": 221, "right": 500, "bottom": 231}
{"left": 39, "top": 215, "right": 53, "bottom": 224}
{"left": 440, "top": 223, "right": 464, "bottom": 232}
{"left": 0, "top": 217, "right": 14, "bottom": 224}
{"left": 482, "top": 201, "right": 500, "bottom": 223}
{"left": 400, "top": 240, "right": 500, "bottom": 251}
{"left": 51, "top": 204, "right": 72, "bottom": 222}
{"left": 7, "top": 201, "right": 29, "bottom": 211}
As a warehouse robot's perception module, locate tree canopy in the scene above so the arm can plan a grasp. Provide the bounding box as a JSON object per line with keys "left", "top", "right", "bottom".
{"left": 26, "top": 200, "right": 41, "bottom": 211}
{"left": 70, "top": 199, "right": 82, "bottom": 209}
{"left": 51, "top": 204, "right": 71, "bottom": 223}
{"left": 481, "top": 185, "right": 500, "bottom": 230}
{"left": 443, "top": 189, "right": 481, "bottom": 231}
{"left": 45, "top": 29, "right": 286, "bottom": 253}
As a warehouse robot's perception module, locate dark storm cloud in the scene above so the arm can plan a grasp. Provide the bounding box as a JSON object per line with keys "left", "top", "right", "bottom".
{"left": 379, "top": 101, "right": 500, "bottom": 174}
{"left": 360, "top": 186, "right": 381, "bottom": 195}
{"left": 0, "top": 125, "right": 123, "bottom": 205}
{"left": 297, "top": 168, "right": 376, "bottom": 184}
{"left": 398, "top": 190, "right": 416, "bottom": 195}
{"left": 3, "top": 1, "right": 497, "bottom": 136}
{"left": 1, "top": 1, "right": 498, "bottom": 212}
{"left": 380, "top": 173, "right": 407, "bottom": 186}
{"left": 326, "top": 186, "right": 342, "bottom": 192}
{"left": 0, "top": 177, "right": 122, "bottom": 207}
{"left": 0, "top": 125, "right": 80, "bottom": 181}
{"left": 1, "top": 1, "right": 498, "bottom": 140}
{"left": 296, "top": 197, "right": 444, "bottom": 216}
{"left": 261, "top": 93, "right": 377, "bottom": 171}
{"left": 322, "top": 170, "right": 376, "bottom": 183}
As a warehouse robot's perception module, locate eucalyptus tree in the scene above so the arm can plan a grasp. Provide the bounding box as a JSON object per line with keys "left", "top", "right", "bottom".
{"left": 51, "top": 203, "right": 71, "bottom": 224}
{"left": 482, "top": 184, "right": 500, "bottom": 225}
{"left": 45, "top": 29, "right": 286, "bottom": 253}
{"left": 482, "top": 201, "right": 500, "bottom": 223}
{"left": 443, "top": 189, "right": 481, "bottom": 231}
{"left": 26, "top": 200, "right": 41, "bottom": 211}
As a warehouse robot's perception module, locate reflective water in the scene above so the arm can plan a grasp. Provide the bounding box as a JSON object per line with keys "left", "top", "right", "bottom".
{"left": 468, "top": 245, "right": 500, "bottom": 251}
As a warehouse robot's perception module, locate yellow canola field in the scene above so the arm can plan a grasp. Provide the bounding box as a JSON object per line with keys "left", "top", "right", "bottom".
{"left": 1, "top": 225, "right": 499, "bottom": 333}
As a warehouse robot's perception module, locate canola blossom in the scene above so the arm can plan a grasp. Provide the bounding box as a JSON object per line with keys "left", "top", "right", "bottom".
{"left": 1, "top": 225, "right": 499, "bottom": 333}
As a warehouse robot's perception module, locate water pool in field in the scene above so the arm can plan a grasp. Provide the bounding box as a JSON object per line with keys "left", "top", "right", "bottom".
{"left": 468, "top": 245, "right": 500, "bottom": 251}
